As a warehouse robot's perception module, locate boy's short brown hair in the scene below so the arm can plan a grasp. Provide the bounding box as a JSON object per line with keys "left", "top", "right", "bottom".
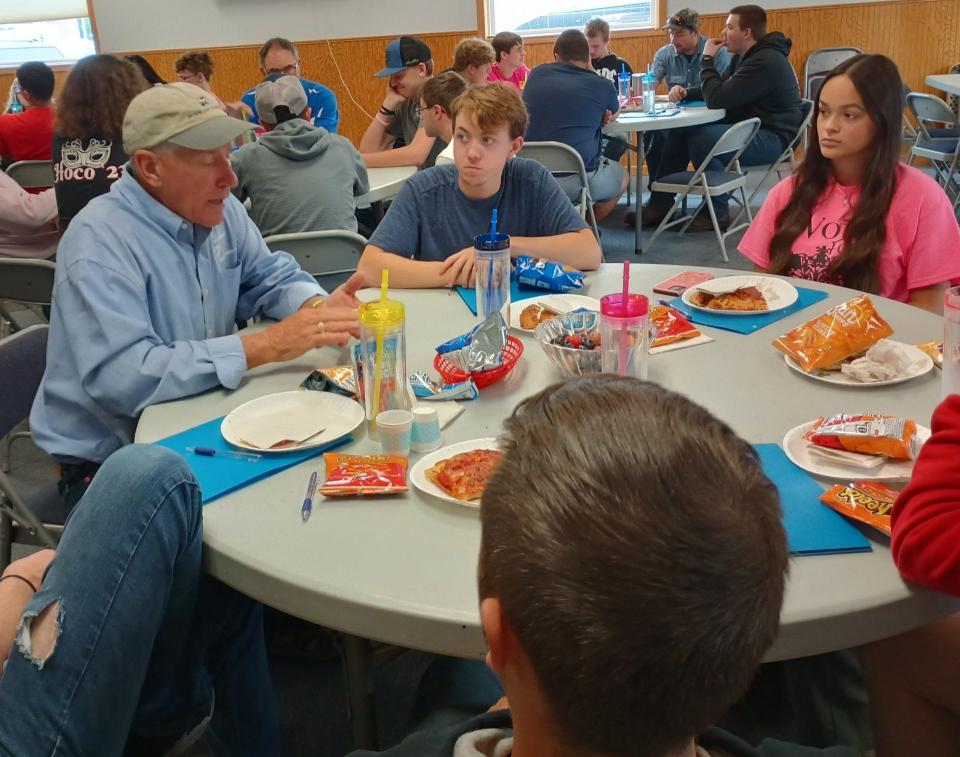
{"left": 174, "top": 51, "right": 214, "bottom": 80}
{"left": 479, "top": 376, "right": 788, "bottom": 757}
{"left": 453, "top": 38, "right": 496, "bottom": 72}
{"left": 450, "top": 83, "right": 528, "bottom": 139}
{"left": 491, "top": 31, "right": 523, "bottom": 63}
{"left": 422, "top": 71, "right": 467, "bottom": 113}
{"left": 730, "top": 4, "right": 768, "bottom": 39}
{"left": 584, "top": 17, "right": 610, "bottom": 41}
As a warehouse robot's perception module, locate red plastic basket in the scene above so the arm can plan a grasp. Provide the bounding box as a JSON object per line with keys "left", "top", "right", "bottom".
{"left": 434, "top": 335, "right": 524, "bottom": 389}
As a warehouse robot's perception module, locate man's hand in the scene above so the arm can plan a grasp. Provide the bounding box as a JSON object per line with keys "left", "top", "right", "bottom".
{"left": 382, "top": 82, "right": 406, "bottom": 112}
{"left": 243, "top": 298, "right": 360, "bottom": 368}
{"left": 439, "top": 247, "right": 477, "bottom": 288}
{"left": 667, "top": 85, "right": 687, "bottom": 103}
{"left": 487, "top": 696, "right": 510, "bottom": 712}
{"left": 326, "top": 272, "right": 365, "bottom": 309}
{"left": 602, "top": 108, "right": 616, "bottom": 126}
{"left": 703, "top": 38, "right": 725, "bottom": 58}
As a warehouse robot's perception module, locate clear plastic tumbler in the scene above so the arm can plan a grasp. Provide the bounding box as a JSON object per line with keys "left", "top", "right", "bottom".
{"left": 359, "top": 298, "right": 411, "bottom": 430}
{"left": 944, "top": 286, "right": 960, "bottom": 398}
{"left": 474, "top": 232, "right": 511, "bottom": 324}
{"left": 599, "top": 293, "right": 650, "bottom": 379}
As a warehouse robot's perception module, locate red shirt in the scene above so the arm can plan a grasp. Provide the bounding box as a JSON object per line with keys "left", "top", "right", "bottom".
{"left": 891, "top": 394, "right": 960, "bottom": 595}
{"left": 0, "top": 106, "right": 55, "bottom": 162}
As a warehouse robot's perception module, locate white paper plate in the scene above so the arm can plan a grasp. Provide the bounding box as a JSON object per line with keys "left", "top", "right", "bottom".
{"left": 221, "top": 391, "right": 365, "bottom": 453}
{"left": 782, "top": 420, "right": 931, "bottom": 482}
{"left": 784, "top": 342, "right": 934, "bottom": 387}
{"left": 681, "top": 275, "right": 798, "bottom": 315}
{"left": 508, "top": 294, "right": 601, "bottom": 333}
{"left": 409, "top": 437, "right": 500, "bottom": 509}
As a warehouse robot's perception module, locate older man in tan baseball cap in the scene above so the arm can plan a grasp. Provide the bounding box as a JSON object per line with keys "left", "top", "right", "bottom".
{"left": 31, "top": 81, "right": 363, "bottom": 510}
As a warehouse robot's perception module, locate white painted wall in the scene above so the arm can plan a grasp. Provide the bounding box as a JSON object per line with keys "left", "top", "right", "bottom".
{"left": 91, "top": 0, "right": 478, "bottom": 52}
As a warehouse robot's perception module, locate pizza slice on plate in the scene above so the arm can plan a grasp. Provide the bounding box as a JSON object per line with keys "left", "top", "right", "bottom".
{"left": 691, "top": 286, "right": 768, "bottom": 311}
{"left": 426, "top": 449, "right": 503, "bottom": 502}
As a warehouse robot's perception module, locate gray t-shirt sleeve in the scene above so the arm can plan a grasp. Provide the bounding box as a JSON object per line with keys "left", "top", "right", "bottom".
{"left": 532, "top": 167, "right": 590, "bottom": 236}
{"left": 367, "top": 181, "right": 421, "bottom": 257}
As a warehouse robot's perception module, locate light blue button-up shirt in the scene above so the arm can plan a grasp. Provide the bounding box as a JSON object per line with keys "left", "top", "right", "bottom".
{"left": 652, "top": 36, "right": 731, "bottom": 101}
{"left": 30, "top": 170, "right": 323, "bottom": 463}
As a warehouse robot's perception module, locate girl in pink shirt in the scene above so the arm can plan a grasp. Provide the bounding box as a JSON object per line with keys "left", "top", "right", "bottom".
{"left": 739, "top": 54, "right": 960, "bottom": 313}
{"left": 488, "top": 32, "right": 531, "bottom": 91}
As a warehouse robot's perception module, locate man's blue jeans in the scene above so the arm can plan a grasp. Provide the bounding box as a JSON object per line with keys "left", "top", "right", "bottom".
{"left": 647, "top": 123, "right": 786, "bottom": 215}
{"left": 0, "top": 444, "right": 280, "bottom": 756}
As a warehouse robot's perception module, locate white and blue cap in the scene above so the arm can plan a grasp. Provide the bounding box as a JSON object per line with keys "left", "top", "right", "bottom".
{"left": 375, "top": 36, "right": 432, "bottom": 77}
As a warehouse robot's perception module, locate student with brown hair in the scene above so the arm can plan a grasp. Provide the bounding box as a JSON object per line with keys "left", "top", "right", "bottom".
{"left": 52, "top": 54, "right": 148, "bottom": 229}
{"left": 585, "top": 16, "right": 632, "bottom": 85}
{"left": 740, "top": 54, "right": 960, "bottom": 313}
{"left": 452, "top": 38, "right": 496, "bottom": 86}
{"left": 358, "top": 83, "right": 600, "bottom": 288}
{"left": 487, "top": 32, "right": 530, "bottom": 91}
{"left": 174, "top": 51, "right": 251, "bottom": 121}
{"left": 349, "top": 376, "right": 853, "bottom": 757}
{"left": 420, "top": 71, "right": 468, "bottom": 165}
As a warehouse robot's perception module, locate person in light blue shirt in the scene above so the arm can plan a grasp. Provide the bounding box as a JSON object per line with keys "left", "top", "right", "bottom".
{"left": 240, "top": 37, "right": 339, "bottom": 133}
{"left": 30, "top": 82, "right": 362, "bottom": 513}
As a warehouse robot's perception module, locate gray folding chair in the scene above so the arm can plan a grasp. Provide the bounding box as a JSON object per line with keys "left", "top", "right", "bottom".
{"left": 264, "top": 230, "right": 367, "bottom": 292}
{"left": 517, "top": 141, "right": 602, "bottom": 242}
{"left": 802, "top": 47, "right": 861, "bottom": 149}
{"left": 731, "top": 99, "right": 815, "bottom": 229}
{"left": 907, "top": 92, "right": 960, "bottom": 207}
{"left": 647, "top": 118, "right": 762, "bottom": 262}
{"left": 0, "top": 258, "right": 56, "bottom": 333}
{"left": 5, "top": 160, "right": 55, "bottom": 190}
{"left": 0, "top": 325, "right": 64, "bottom": 570}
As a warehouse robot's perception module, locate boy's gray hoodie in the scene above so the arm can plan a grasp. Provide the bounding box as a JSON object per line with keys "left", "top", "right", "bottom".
{"left": 231, "top": 118, "right": 369, "bottom": 237}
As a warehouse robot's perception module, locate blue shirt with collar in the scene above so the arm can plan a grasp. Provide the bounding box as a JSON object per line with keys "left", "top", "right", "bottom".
{"left": 29, "top": 170, "right": 323, "bottom": 464}
{"left": 242, "top": 77, "right": 340, "bottom": 133}
{"left": 651, "top": 36, "right": 731, "bottom": 100}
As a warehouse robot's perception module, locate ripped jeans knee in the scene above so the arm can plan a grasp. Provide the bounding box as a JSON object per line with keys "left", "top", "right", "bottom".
{"left": 15, "top": 596, "right": 62, "bottom": 669}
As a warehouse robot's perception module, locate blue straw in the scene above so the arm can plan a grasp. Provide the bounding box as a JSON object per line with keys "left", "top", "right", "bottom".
{"left": 489, "top": 208, "right": 498, "bottom": 236}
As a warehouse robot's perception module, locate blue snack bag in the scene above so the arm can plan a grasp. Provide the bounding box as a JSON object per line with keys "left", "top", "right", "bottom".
{"left": 513, "top": 256, "right": 584, "bottom": 292}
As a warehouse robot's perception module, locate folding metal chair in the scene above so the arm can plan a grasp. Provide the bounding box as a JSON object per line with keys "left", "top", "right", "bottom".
{"left": 802, "top": 47, "right": 861, "bottom": 149}
{"left": 5, "top": 160, "right": 55, "bottom": 190}
{"left": 263, "top": 229, "right": 367, "bottom": 292}
{"left": 0, "top": 325, "right": 64, "bottom": 570}
{"left": 0, "top": 258, "right": 56, "bottom": 334}
{"left": 646, "top": 118, "right": 762, "bottom": 262}
{"left": 516, "top": 141, "right": 602, "bottom": 242}
{"left": 906, "top": 92, "right": 960, "bottom": 207}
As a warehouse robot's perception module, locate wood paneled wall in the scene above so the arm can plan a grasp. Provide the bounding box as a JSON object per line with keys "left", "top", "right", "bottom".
{"left": 2, "top": 0, "right": 959, "bottom": 147}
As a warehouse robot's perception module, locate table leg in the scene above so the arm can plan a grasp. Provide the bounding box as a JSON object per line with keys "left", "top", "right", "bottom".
{"left": 341, "top": 633, "right": 379, "bottom": 750}
{"left": 635, "top": 131, "right": 644, "bottom": 256}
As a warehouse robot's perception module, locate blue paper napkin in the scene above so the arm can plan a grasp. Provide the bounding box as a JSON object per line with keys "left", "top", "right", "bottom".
{"left": 678, "top": 100, "right": 706, "bottom": 108}
{"left": 154, "top": 416, "right": 351, "bottom": 504}
{"left": 667, "top": 286, "right": 828, "bottom": 334}
{"left": 456, "top": 282, "right": 545, "bottom": 316}
{"left": 755, "top": 444, "right": 871, "bottom": 555}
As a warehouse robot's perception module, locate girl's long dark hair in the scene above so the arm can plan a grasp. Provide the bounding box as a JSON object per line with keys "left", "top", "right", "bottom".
{"left": 56, "top": 55, "right": 148, "bottom": 140}
{"left": 767, "top": 54, "right": 905, "bottom": 293}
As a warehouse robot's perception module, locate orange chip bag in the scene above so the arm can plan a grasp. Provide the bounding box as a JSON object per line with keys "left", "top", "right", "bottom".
{"left": 772, "top": 296, "right": 893, "bottom": 373}
{"left": 649, "top": 305, "right": 701, "bottom": 348}
{"left": 805, "top": 414, "right": 920, "bottom": 460}
{"left": 319, "top": 453, "right": 408, "bottom": 496}
{"left": 820, "top": 481, "right": 898, "bottom": 535}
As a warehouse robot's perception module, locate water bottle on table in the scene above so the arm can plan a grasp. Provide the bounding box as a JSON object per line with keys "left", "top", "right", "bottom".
{"left": 474, "top": 209, "right": 511, "bottom": 324}
{"left": 944, "top": 286, "right": 960, "bottom": 398}
{"left": 359, "top": 272, "right": 411, "bottom": 432}
{"left": 642, "top": 68, "right": 656, "bottom": 115}
{"left": 618, "top": 66, "right": 631, "bottom": 103}
{"left": 599, "top": 263, "right": 651, "bottom": 379}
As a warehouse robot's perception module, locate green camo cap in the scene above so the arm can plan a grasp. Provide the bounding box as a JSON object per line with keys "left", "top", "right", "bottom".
{"left": 664, "top": 8, "right": 700, "bottom": 30}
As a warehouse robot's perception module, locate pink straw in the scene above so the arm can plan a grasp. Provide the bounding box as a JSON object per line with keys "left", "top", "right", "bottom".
{"left": 619, "top": 262, "right": 630, "bottom": 376}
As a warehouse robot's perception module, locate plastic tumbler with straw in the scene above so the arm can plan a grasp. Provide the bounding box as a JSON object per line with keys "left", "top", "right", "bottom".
{"left": 474, "top": 208, "right": 511, "bottom": 324}
{"left": 599, "top": 262, "right": 650, "bottom": 379}
{"left": 359, "top": 270, "right": 411, "bottom": 432}
{"left": 944, "top": 285, "right": 960, "bottom": 399}
{"left": 618, "top": 64, "right": 631, "bottom": 102}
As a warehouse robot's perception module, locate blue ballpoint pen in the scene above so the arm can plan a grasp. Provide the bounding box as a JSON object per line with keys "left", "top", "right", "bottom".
{"left": 302, "top": 470, "right": 318, "bottom": 523}
{"left": 186, "top": 446, "right": 262, "bottom": 462}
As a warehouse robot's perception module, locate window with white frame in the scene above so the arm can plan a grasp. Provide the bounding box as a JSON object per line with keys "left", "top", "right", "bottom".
{"left": 1, "top": 1, "right": 96, "bottom": 67}
{"left": 486, "top": 0, "right": 656, "bottom": 37}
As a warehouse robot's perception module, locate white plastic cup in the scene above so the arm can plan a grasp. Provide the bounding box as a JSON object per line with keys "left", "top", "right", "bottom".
{"left": 411, "top": 407, "right": 443, "bottom": 452}
{"left": 376, "top": 409, "right": 413, "bottom": 457}
{"left": 944, "top": 286, "right": 960, "bottom": 399}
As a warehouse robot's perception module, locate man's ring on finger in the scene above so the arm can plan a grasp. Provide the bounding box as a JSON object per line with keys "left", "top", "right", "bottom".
{"left": 316, "top": 321, "right": 326, "bottom": 333}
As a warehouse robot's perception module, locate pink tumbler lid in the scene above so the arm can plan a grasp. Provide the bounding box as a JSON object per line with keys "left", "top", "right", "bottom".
{"left": 600, "top": 293, "right": 648, "bottom": 318}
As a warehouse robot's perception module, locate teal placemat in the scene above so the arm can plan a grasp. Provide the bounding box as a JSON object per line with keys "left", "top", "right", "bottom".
{"left": 667, "top": 287, "right": 828, "bottom": 334}
{"left": 456, "top": 282, "right": 545, "bottom": 316}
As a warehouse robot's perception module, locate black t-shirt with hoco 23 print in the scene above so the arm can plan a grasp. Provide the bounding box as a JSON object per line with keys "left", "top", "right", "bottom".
{"left": 52, "top": 135, "right": 129, "bottom": 230}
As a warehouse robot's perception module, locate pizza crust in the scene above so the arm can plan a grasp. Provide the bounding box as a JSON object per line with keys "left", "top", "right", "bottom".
{"left": 426, "top": 449, "right": 503, "bottom": 502}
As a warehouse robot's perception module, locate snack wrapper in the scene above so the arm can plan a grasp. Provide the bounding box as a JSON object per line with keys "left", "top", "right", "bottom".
{"left": 805, "top": 414, "right": 920, "bottom": 461}
{"left": 772, "top": 296, "right": 893, "bottom": 373}
{"left": 649, "top": 305, "right": 701, "bottom": 348}
{"left": 318, "top": 453, "right": 408, "bottom": 496}
{"left": 300, "top": 366, "right": 357, "bottom": 397}
{"left": 820, "top": 481, "right": 898, "bottom": 535}
{"left": 917, "top": 340, "right": 944, "bottom": 368}
{"left": 513, "top": 256, "right": 584, "bottom": 293}
{"left": 410, "top": 372, "right": 479, "bottom": 401}
{"left": 436, "top": 313, "right": 507, "bottom": 373}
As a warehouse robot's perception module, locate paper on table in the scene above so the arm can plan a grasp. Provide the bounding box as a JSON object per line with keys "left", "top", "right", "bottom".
{"left": 649, "top": 334, "right": 714, "bottom": 355}
{"left": 224, "top": 406, "right": 326, "bottom": 450}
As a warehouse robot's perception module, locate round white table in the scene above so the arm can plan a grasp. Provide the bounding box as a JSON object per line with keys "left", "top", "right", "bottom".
{"left": 926, "top": 74, "right": 960, "bottom": 97}
{"left": 603, "top": 106, "right": 726, "bottom": 255}
{"left": 137, "top": 264, "right": 959, "bottom": 663}
{"left": 358, "top": 166, "right": 417, "bottom": 205}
